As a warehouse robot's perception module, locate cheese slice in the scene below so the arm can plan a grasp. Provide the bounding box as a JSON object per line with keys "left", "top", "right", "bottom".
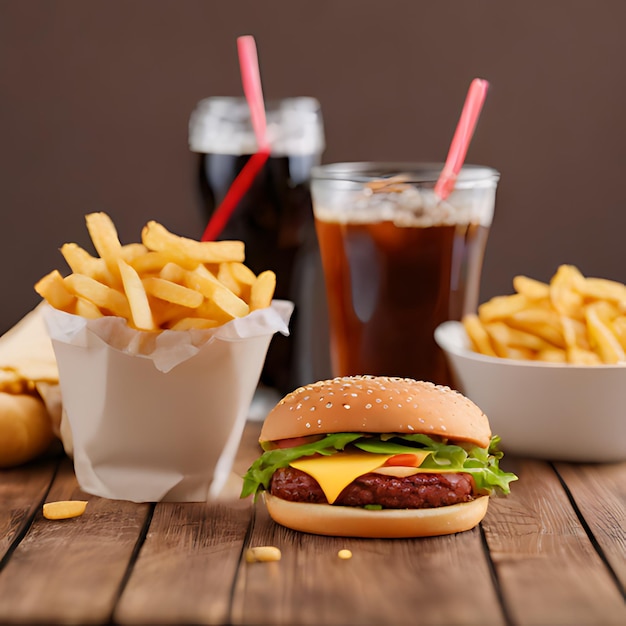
{"left": 290, "top": 451, "right": 394, "bottom": 504}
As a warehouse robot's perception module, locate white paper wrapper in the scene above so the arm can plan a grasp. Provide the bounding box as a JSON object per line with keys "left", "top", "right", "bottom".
{"left": 43, "top": 301, "right": 293, "bottom": 503}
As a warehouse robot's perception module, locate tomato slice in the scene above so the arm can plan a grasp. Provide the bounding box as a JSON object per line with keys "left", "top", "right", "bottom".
{"left": 383, "top": 453, "right": 420, "bottom": 467}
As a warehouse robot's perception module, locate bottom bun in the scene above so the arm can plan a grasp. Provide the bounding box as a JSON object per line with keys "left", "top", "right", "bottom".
{"left": 264, "top": 493, "right": 489, "bottom": 538}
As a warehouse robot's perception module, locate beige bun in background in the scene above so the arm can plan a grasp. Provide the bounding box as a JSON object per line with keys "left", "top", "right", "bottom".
{"left": 264, "top": 493, "right": 489, "bottom": 538}
{"left": 0, "top": 392, "right": 54, "bottom": 468}
{"left": 260, "top": 376, "right": 492, "bottom": 448}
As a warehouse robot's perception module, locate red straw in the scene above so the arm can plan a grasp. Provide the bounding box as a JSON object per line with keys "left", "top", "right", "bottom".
{"left": 434, "top": 78, "right": 490, "bottom": 201}
{"left": 200, "top": 150, "right": 270, "bottom": 241}
{"left": 201, "top": 35, "right": 269, "bottom": 242}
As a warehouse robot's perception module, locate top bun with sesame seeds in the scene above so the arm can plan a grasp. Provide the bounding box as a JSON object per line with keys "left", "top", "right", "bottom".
{"left": 259, "top": 375, "right": 491, "bottom": 448}
{"left": 241, "top": 376, "right": 517, "bottom": 538}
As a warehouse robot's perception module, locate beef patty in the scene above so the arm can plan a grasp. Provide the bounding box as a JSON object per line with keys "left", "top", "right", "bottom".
{"left": 270, "top": 466, "right": 475, "bottom": 509}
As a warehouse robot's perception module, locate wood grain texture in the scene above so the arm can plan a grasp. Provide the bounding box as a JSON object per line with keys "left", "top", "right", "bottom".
{"left": 555, "top": 461, "right": 626, "bottom": 590}
{"left": 0, "top": 457, "right": 150, "bottom": 625}
{"left": 115, "top": 498, "right": 252, "bottom": 625}
{"left": 482, "top": 459, "right": 626, "bottom": 625}
{"left": 0, "top": 453, "right": 59, "bottom": 563}
{"left": 231, "top": 498, "right": 504, "bottom": 626}
{"left": 1, "top": 423, "right": 624, "bottom": 626}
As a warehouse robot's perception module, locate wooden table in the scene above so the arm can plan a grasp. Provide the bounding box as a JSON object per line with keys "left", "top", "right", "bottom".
{"left": 1, "top": 421, "right": 624, "bottom": 626}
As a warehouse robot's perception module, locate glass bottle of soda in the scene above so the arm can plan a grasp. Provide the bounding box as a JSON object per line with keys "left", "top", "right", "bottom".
{"left": 188, "top": 96, "right": 330, "bottom": 395}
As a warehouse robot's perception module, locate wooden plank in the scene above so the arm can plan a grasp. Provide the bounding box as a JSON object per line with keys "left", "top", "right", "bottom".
{"left": 115, "top": 498, "right": 252, "bottom": 625}
{"left": 0, "top": 456, "right": 150, "bottom": 625}
{"left": 555, "top": 461, "right": 626, "bottom": 589}
{"left": 232, "top": 498, "right": 505, "bottom": 626}
{"left": 483, "top": 459, "right": 626, "bottom": 625}
{"left": 0, "top": 452, "right": 59, "bottom": 562}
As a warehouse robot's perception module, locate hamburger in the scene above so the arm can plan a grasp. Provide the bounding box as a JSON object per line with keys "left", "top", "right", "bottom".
{"left": 241, "top": 375, "right": 517, "bottom": 538}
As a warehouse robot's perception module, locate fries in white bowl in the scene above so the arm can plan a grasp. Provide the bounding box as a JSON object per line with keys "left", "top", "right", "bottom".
{"left": 461, "top": 265, "right": 626, "bottom": 365}
{"left": 435, "top": 265, "right": 626, "bottom": 462}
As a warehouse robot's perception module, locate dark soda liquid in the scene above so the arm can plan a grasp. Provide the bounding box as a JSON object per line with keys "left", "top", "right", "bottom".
{"left": 197, "top": 152, "right": 324, "bottom": 394}
{"left": 314, "top": 219, "right": 489, "bottom": 386}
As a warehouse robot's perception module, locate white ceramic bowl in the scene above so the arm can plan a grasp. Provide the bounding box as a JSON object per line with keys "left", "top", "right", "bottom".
{"left": 435, "top": 320, "right": 626, "bottom": 462}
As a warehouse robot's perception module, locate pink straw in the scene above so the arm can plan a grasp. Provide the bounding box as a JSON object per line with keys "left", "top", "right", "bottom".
{"left": 202, "top": 36, "right": 270, "bottom": 242}
{"left": 434, "top": 78, "right": 490, "bottom": 201}
{"left": 237, "top": 35, "right": 269, "bottom": 151}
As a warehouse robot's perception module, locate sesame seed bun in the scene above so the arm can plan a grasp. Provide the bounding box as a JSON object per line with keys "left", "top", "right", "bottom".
{"left": 263, "top": 493, "right": 489, "bottom": 538}
{"left": 260, "top": 376, "right": 491, "bottom": 448}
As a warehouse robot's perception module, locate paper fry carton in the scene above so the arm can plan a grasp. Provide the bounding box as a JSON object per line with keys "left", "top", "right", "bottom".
{"left": 43, "top": 301, "right": 292, "bottom": 502}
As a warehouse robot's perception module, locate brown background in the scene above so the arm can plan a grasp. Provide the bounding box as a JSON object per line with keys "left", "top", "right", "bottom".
{"left": 1, "top": 0, "right": 625, "bottom": 336}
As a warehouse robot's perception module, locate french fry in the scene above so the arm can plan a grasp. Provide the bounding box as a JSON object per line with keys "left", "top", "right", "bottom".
{"left": 43, "top": 500, "right": 88, "bottom": 520}
{"left": 568, "top": 347, "right": 603, "bottom": 365}
{"left": 549, "top": 264, "right": 585, "bottom": 319}
{"left": 120, "top": 243, "right": 148, "bottom": 262}
{"left": 168, "top": 317, "right": 220, "bottom": 331}
{"left": 485, "top": 321, "right": 556, "bottom": 354}
{"left": 148, "top": 298, "right": 194, "bottom": 328}
{"left": 250, "top": 271, "right": 277, "bottom": 312}
{"left": 195, "top": 284, "right": 250, "bottom": 322}
{"left": 464, "top": 264, "right": 626, "bottom": 365}
{"left": 462, "top": 314, "right": 497, "bottom": 357}
{"left": 512, "top": 275, "right": 550, "bottom": 300}
{"left": 536, "top": 348, "right": 568, "bottom": 363}
{"left": 143, "top": 276, "right": 204, "bottom": 309}
{"left": 505, "top": 308, "right": 565, "bottom": 349}
{"left": 36, "top": 213, "right": 276, "bottom": 332}
{"left": 118, "top": 259, "right": 155, "bottom": 331}
{"left": 130, "top": 251, "right": 189, "bottom": 274}
{"left": 64, "top": 273, "right": 131, "bottom": 319}
{"left": 74, "top": 297, "right": 103, "bottom": 319}
{"left": 159, "top": 262, "right": 189, "bottom": 284}
{"left": 184, "top": 269, "right": 249, "bottom": 318}
{"left": 229, "top": 262, "right": 257, "bottom": 287}
{"left": 478, "top": 293, "right": 529, "bottom": 322}
{"left": 85, "top": 212, "right": 124, "bottom": 278}
{"left": 60, "top": 243, "right": 115, "bottom": 285}
{"left": 611, "top": 316, "right": 626, "bottom": 351}
{"left": 142, "top": 221, "right": 245, "bottom": 264}
{"left": 34, "top": 270, "right": 76, "bottom": 312}
{"left": 217, "top": 262, "right": 243, "bottom": 297}
{"left": 574, "top": 277, "right": 626, "bottom": 306}
{"left": 585, "top": 302, "right": 625, "bottom": 364}
{"left": 228, "top": 261, "right": 257, "bottom": 302}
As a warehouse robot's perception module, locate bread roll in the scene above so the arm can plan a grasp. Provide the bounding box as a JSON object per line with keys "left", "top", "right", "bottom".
{"left": 0, "top": 392, "right": 54, "bottom": 468}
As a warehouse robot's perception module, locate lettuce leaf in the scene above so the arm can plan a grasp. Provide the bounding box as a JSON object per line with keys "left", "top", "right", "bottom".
{"left": 240, "top": 432, "right": 518, "bottom": 499}
{"left": 240, "top": 433, "right": 361, "bottom": 498}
